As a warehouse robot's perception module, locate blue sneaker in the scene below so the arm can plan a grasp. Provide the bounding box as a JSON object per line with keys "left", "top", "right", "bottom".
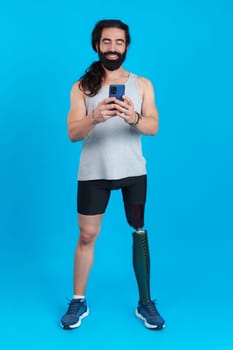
{"left": 136, "top": 300, "right": 165, "bottom": 330}
{"left": 61, "top": 298, "right": 89, "bottom": 329}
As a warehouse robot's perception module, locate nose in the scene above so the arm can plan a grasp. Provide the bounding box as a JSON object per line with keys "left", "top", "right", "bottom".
{"left": 109, "top": 42, "right": 117, "bottom": 52}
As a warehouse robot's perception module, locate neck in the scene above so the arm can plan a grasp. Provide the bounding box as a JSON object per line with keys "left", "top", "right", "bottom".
{"left": 102, "top": 66, "right": 130, "bottom": 85}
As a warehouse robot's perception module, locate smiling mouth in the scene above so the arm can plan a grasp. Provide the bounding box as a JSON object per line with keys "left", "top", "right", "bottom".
{"left": 106, "top": 54, "right": 119, "bottom": 59}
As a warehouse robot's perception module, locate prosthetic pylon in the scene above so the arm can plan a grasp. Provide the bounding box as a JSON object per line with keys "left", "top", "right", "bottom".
{"left": 132, "top": 229, "right": 151, "bottom": 302}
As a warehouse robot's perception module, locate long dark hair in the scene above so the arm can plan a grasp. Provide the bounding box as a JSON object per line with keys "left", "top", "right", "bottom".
{"left": 79, "top": 19, "right": 131, "bottom": 97}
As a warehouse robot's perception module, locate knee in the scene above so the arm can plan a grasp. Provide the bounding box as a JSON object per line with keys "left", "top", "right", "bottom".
{"left": 78, "top": 225, "right": 99, "bottom": 245}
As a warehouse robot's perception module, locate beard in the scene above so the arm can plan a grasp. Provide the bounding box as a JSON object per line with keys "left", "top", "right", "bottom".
{"left": 98, "top": 50, "right": 127, "bottom": 71}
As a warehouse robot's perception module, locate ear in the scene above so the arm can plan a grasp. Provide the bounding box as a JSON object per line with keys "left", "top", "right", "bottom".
{"left": 95, "top": 42, "right": 100, "bottom": 52}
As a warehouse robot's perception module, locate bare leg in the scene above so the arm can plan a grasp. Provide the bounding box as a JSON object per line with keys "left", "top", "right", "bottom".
{"left": 73, "top": 213, "right": 103, "bottom": 295}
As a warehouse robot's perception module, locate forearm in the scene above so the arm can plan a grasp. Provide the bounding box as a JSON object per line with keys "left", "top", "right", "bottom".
{"left": 68, "top": 113, "right": 96, "bottom": 142}
{"left": 133, "top": 114, "right": 158, "bottom": 136}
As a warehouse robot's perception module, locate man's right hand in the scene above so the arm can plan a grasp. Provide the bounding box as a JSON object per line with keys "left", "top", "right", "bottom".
{"left": 92, "top": 97, "right": 118, "bottom": 123}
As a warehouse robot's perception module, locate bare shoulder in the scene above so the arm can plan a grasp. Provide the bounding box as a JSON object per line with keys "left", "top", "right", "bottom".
{"left": 69, "top": 80, "right": 86, "bottom": 106}
{"left": 137, "top": 75, "right": 154, "bottom": 87}
{"left": 71, "top": 80, "right": 83, "bottom": 96}
{"left": 136, "top": 76, "right": 155, "bottom": 98}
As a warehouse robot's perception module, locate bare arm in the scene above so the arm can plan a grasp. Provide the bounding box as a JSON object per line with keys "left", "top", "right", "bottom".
{"left": 136, "top": 77, "right": 159, "bottom": 135}
{"left": 67, "top": 83, "right": 95, "bottom": 142}
{"left": 114, "top": 77, "right": 159, "bottom": 135}
{"left": 67, "top": 82, "right": 118, "bottom": 142}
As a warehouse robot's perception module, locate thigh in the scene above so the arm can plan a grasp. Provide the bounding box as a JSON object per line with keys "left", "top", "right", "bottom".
{"left": 77, "top": 180, "right": 111, "bottom": 215}
{"left": 121, "top": 175, "right": 147, "bottom": 205}
{"left": 121, "top": 175, "right": 147, "bottom": 229}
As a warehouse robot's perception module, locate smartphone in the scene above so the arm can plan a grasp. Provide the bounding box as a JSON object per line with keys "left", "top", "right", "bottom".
{"left": 109, "top": 84, "right": 125, "bottom": 101}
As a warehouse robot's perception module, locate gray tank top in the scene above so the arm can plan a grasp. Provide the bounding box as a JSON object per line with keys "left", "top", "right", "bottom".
{"left": 78, "top": 73, "right": 146, "bottom": 180}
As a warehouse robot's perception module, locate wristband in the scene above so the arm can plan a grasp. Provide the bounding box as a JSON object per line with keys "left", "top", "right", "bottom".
{"left": 91, "top": 110, "right": 98, "bottom": 125}
{"left": 134, "top": 112, "right": 142, "bottom": 125}
{"left": 128, "top": 111, "right": 142, "bottom": 126}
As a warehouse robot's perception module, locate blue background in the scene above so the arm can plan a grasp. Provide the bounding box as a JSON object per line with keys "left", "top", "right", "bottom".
{"left": 0, "top": 0, "right": 233, "bottom": 349}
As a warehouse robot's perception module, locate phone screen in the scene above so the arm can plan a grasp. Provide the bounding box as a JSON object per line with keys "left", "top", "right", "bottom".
{"left": 109, "top": 84, "right": 125, "bottom": 101}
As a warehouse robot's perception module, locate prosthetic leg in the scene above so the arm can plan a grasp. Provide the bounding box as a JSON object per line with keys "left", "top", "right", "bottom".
{"left": 132, "top": 229, "right": 151, "bottom": 302}
{"left": 125, "top": 202, "right": 165, "bottom": 329}
{"left": 124, "top": 202, "right": 151, "bottom": 302}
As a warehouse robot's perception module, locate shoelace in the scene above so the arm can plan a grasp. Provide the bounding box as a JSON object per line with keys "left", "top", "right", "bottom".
{"left": 142, "top": 300, "right": 160, "bottom": 316}
{"left": 66, "top": 299, "right": 84, "bottom": 314}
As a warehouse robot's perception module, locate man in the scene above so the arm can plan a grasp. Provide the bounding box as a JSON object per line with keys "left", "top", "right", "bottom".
{"left": 60, "top": 19, "right": 165, "bottom": 330}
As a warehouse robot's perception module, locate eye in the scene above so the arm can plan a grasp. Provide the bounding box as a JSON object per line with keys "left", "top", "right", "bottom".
{"left": 116, "top": 40, "right": 125, "bottom": 46}
{"left": 102, "top": 39, "right": 111, "bottom": 45}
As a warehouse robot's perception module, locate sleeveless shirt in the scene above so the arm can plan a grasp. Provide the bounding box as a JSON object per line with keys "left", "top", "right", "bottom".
{"left": 78, "top": 73, "right": 146, "bottom": 180}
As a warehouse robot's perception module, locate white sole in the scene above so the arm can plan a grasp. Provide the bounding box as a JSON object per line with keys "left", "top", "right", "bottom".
{"left": 135, "top": 309, "right": 165, "bottom": 330}
{"left": 61, "top": 308, "right": 89, "bottom": 329}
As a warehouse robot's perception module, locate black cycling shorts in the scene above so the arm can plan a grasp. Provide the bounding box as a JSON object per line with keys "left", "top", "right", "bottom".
{"left": 77, "top": 175, "right": 147, "bottom": 215}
